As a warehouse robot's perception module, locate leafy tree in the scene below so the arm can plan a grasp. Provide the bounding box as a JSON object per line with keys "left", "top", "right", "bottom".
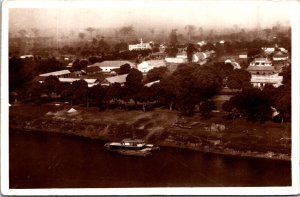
{"left": 229, "top": 88, "right": 272, "bottom": 122}
{"left": 227, "top": 69, "right": 251, "bottom": 89}
{"left": 9, "top": 57, "right": 38, "bottom": 91}
{"left": 186, "top": 43, "right": 198, "bottom": 62}
{"left": 119, "top": 63, "right": 131, "bottom": 74}
{"left": 37, "top": 57, "right": 64, "bottom": 74}
{"left": 88, "top": 56, "right": 102, "bottom": 64}
{"left": 165, "top": 47, "right": 178, "bottom": 57}
{"left": 72, "top": 59, "right": 80, "bottom": 70}
{"left": 16, "top": 81, "right": 43, "bottom": 102}
{"left": 85, "top": 27, "right": 96, "bottom": 39}
{"left": 280, "top": 65, "right": 291, "bottom": 86}
{"left": 192, "top": 65, "right": 223, "bottom": 101}
{"left": 160, "top": 75, "right": 178, "bottom": 110}
{"left": 72, "top": 80, "right": 88, "bottom": 106}
{"left": 42, "top": 75, "right": 61, "bottom": 95}
{"left": 169, "top": 29, "right": 178, "bottom": 47}
{"left": 88, "top": 84, "right": 107, "bottom": 109}
{"left": 274, "top": 89, "right": 291, "bottom": 123}
{"left": 199, "top": 100, "right": 216, "bottom": 119}
{"left": 73, "top": 59, "right": 88, "bottom": 71}
{"left": 172, "top": 64, "right": 199, "bottom": 115}
{"left": 79, "top": 59, "right": 89, "bottom": 69}
{"left": 97, "top": 37, "right": 110, "bottom": 54}
{"left": 146, "top": 67, "right": 168, "bottom": 82}
{"left": 60, "top": 83, "right": 74, "bottom": 105}
{"left": 106, "top": 83, "right": 123, "bottom": 103}
{"left": 125, "top": 68, "right": 143, "bottom": 102}
{"left": 114, "top": 42, "right": 128, "bottom": 52}
{"left": 247, "top": 48, "right": 262, "bottom": 62}
{"left": 222, "top": 100, "right": 240, "bottom": 120}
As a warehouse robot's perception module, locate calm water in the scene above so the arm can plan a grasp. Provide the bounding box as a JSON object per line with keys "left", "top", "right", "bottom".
{"left": 9, "top": 129, "right": 291, "bottom": 188}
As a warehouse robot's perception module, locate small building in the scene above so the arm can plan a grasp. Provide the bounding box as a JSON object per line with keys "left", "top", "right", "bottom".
{"left": 137, "top": 60, "right": 166, "bottom": 73}
{"left": 90, "top": 61, "right": 135, "bottom": 73}
{"left": 58, "top": 78, "right": 99, "bottom": 87}
{"left": 272, "top": 51, "right": 289, "bottom": 61}
{"left": 39, "top": 70, "right": 71, "bottom": 78}
{"left": 101, "top": 74, "right": 128, "bottom": 86}
{"left": 238, "top": 54, "right": 248, "bottom": 59}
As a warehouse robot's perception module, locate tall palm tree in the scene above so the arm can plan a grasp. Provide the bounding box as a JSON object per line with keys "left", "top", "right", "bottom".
{"left": 85, "top": 27, "right": 96, "bottom": 40}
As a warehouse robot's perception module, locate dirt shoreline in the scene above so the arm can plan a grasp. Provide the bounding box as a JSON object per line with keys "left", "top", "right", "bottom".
{"left": 9, "top": 104, "right": 291, "bottom": 161}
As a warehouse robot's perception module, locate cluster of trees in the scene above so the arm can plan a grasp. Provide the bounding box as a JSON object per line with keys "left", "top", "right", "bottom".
{"left": 9, "top": 56, "right": 65, "bottom": 91}
{"left": 223, "top": 85, "right": 291, "bottom": 123}
{"left": 15, "top": 61, "right": 253, "bottom": 118}
{"left": 223, "top": 65, "right": 291, "bottom": 122}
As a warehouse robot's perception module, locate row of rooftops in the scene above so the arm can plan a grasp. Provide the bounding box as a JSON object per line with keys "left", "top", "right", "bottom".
{"left": 36, "top": 73, "right": 158, "bottom": 88}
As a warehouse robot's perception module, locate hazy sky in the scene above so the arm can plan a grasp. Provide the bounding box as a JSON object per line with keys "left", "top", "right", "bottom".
{"left": 9, "top": 0, "right": 292, "bottom": 32}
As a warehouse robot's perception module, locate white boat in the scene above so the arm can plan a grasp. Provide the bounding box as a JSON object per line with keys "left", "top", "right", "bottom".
{"left": 104, "top": 138, "right": 159, "bottom": 157}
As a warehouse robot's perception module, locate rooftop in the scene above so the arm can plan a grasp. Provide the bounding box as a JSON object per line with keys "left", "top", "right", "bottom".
{"left": 90, "top": 61, "right": 135, "bottom": 68}
{"left": 247, "top": 66, "right": 275, "bottom": 71}
{"left": 104, "top": 74, "right": 128, "bottom": 84}
{"left": 39, "top": 70, "right": 70, "bottom": 77}
{"left": 138, "top": 60, "right": 166, "bottom": 68}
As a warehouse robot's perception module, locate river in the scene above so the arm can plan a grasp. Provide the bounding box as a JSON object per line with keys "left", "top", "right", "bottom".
{"left": 9, "top": 129, "right": 291, "bottom": 188}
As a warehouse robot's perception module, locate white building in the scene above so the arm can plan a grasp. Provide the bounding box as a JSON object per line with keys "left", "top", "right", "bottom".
{"left": 90, "top": 61, "right": 135, "bottom": 73}
{"left": 137, "top": 60, "right": 166, "bottom": 73}
{"left": 165, "top": 57, "right": 187, "bottom": 64}
{"left": 250, "top": 74, "right": 283, "bottom": 88}
{"left": 262, "top": 47, "right": 288, "bottom": 55}
{"left": 247, "top": 58, "right": 282, "bottom": 88}
{"left": 58, "top": 78, "right": 99, "bottom": 87}
{"left": 128, "top": 39, "right": 152, "bottom": 51}
{"left": 273, "top": 51, "right": 289, "bottom": 61}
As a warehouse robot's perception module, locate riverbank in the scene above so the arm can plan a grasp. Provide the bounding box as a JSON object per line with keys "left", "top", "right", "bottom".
{"left": 9, "top": 103, "right": 291, "bottom": 161}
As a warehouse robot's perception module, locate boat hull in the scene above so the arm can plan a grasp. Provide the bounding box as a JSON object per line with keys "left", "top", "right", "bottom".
{"left": 104, "top": 142, "right": 158, "bottom": 157}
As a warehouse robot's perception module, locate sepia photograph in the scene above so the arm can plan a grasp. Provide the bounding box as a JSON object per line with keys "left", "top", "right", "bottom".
{"left": 1, "top": 0, "right": 300, "bottom": 195}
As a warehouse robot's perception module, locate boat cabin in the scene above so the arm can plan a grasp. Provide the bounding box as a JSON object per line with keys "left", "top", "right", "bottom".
{"left": 121, "top": 138, "right": 146, "bottom": 147}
